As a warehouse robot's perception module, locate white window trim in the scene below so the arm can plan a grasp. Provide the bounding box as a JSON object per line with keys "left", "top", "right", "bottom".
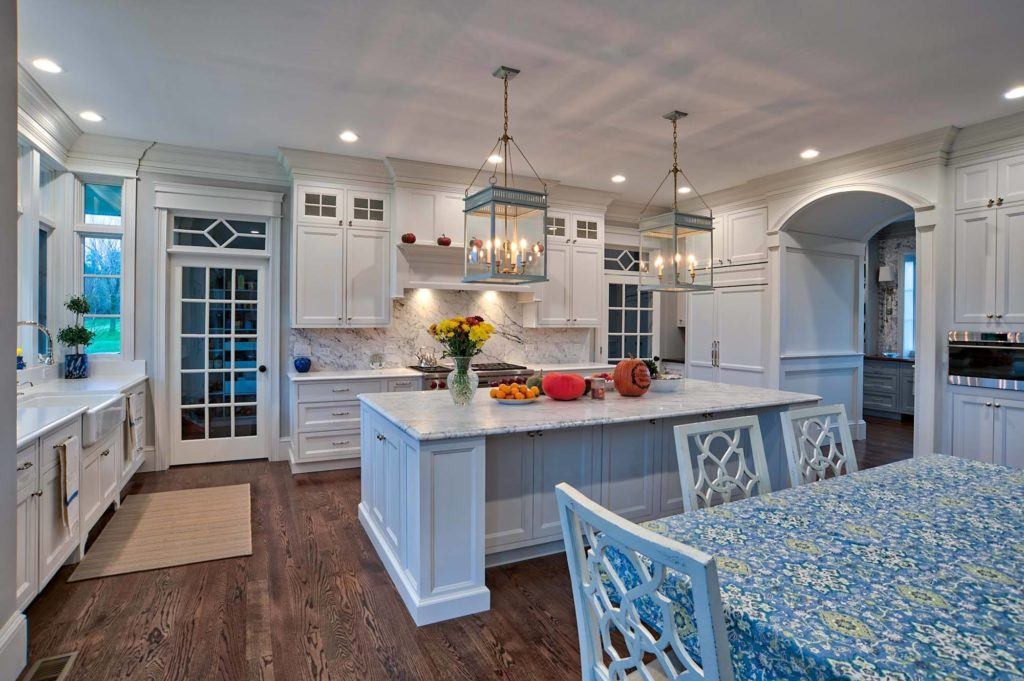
{"left": 72, "top": 176, "right": 137, "bottom": 360}
{"left": 599, "top": 272, "right": 661, "bottom": 364}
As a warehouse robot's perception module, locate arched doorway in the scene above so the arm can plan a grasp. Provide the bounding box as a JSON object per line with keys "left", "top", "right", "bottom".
{"left": 775, "top": 188, "right": 930, "bottom": 464}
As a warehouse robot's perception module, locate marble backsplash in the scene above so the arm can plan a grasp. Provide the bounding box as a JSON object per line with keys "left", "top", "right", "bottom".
{"left": 289, "top": 289, "right": 594, "bottom": 370}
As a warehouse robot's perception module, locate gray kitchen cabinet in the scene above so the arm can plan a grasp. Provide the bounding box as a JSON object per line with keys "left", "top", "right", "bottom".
{"left": 864, "top": 359, "right": 914, "bottom": 419}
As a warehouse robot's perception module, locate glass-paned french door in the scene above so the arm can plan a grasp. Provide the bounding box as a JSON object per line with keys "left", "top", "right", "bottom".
{"left": 170, "top": 257, "right": 269, "bottom": 465}
{"left": 605, "top": 276, "right": 656, "bottom": 363}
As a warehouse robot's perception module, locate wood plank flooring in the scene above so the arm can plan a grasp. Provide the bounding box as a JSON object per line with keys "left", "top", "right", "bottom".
{"left": 21, "top": 418, "right": 914, "bottom": 681}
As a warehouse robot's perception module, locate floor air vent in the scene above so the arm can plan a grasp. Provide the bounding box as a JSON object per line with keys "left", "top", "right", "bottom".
{"left": 23, "top": 652, "right": 78, "bottom": 681}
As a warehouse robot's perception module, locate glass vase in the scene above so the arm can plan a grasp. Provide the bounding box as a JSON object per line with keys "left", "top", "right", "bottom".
{"left": 447, "top": 356, "right": 479, "bottom": 406}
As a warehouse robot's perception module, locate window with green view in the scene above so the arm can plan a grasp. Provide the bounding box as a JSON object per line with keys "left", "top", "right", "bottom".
{"left": 82, "top": 235, "right": 122, "bottom": 353}
{"left": 84, "top": 183, "right": 123, "bottom": 226}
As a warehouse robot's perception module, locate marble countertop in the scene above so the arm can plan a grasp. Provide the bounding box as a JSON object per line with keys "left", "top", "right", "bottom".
{"left": 864, "top": 355, "right": 915, "bottom": 364}
{"left": 288, "top": 367, "right": 423, "bottom": 382}
{"left": 360, "top": 379, "right": 820, "bottom": 441}
{"left": 529, "top": 363, "right": 615, "bottom": 374}
{"left": 16, "top": 373, "right": 147, "bottom": 448}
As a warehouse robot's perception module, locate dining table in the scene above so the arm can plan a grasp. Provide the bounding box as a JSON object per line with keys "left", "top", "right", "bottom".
{"left": 613, "top": 454, "right": 1024, "bottom": 679}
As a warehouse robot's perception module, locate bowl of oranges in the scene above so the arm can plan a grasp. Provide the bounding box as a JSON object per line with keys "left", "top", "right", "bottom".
{"left": 489, "top": 381, "right": 541, "bottom": 404}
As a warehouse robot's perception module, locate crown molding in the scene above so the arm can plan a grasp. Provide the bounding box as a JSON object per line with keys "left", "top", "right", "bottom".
{"left": 680, "top": 126, "right": 957, "bottom": 212}
{"left": 385, "top": 156, "right": 562, "bottom": 197}
{"left": 66, "top": 133, "right": 154, "bottom": 177}
{"left": 280, "top": 147, "right": 390, "bottom": 186}
{"left": 16, "top": 65, "right": 81, "bottom": 166}
{"left": 949, "top": 110, "right": 1024, "bottom": 163}
{"left": 144, "top": 143, "right": 287, "bottom": 186}
{"left": 604, "top": 199, "right": 670, "bottom": 227}
{"left": 547, "top": 184, "right": 615, "bottom": 212}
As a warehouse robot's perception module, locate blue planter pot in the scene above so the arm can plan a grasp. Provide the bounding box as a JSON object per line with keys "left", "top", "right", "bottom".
{"left": 293, "top": 356, "right": 312, "bottom": 373}
{"left": 64, "top": 353, "right": 89, "bottom": 379}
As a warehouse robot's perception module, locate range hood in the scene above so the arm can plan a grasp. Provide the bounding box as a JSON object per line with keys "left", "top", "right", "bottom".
{"left": 396, "top": 242, "right": 539, "bottom": 294}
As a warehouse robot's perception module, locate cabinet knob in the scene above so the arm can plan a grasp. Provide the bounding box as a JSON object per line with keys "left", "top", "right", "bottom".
{"left": 987, "top": 199, "right": 995, "bottom": 208}
{"left": 32, "top": 489, "right": 42, "bottom": 497}
{"left": 996, "top": 197, "right": 1004, "bottom": 206}
{"left": 16, "top": 461, "right": 32, "bottom": 471}
{"left": 985, "top": 402, "right": 992, "bottom": 407}
{"left": 987, "top": 314, "right": 994, "bottom": 319}
{"left": 996, "top": 314, "right": 1003, "bottom": 319}
{"left": 995, "top": 403, "right": 1002, "bottom": 408}
{"left": 101, "top": 449, "right": 110, "bottom": 457}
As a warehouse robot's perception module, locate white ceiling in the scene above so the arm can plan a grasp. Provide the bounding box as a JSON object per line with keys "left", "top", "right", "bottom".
{"left": 18, "top": 0, "right": 1024, "bottom": 202}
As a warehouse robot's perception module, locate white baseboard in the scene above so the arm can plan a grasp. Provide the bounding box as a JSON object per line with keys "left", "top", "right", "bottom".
{"left": 138, "top": 445, "right": 158, "bottom": 473}
{"left": 0, "top": 611, "right": 27, "bottom": 681}
{"left": 275, "top": 436, "right": 291, "bottom": 463}
{"left": 852, "top": 419, "right": 867, "bottom": 440}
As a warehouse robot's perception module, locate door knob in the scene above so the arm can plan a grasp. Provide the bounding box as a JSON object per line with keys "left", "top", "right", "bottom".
{"left": 258, "top": 365, "right": 267, "bottom": 373}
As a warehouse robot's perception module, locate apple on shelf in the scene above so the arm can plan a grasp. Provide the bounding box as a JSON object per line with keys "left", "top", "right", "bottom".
{"left": 437, "top": 234, "right": 452, "bottom": 246}
{"left": 401, "top": 233, "right": 416, "bottom": 244}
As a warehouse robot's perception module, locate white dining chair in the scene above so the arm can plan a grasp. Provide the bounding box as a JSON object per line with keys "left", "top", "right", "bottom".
{"left": 779, "top": 404, "right": 859, "bottom": 486}
{"left": 674, "top": 415, "right": 772, "bottom": 513}
{"left": 556, "top": 483, "right": 734, "bottom": 681}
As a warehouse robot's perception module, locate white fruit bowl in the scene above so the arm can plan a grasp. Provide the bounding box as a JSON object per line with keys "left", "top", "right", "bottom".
{"left": 649, "top": 376, "right": 684, "bottom": 393}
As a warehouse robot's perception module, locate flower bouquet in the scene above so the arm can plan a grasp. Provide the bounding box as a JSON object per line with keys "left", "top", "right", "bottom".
{"left": 428, "top": 315, "right": 495, "bottom": 405}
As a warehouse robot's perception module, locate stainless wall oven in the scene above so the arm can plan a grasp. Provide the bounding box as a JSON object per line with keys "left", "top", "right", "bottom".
{"left": 948, "top": 331, "right": 1024, "bottom": 391}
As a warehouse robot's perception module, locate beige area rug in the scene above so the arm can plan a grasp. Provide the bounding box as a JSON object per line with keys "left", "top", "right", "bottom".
{"left": 69, "top": 484, "right": 252, "bottom": 582}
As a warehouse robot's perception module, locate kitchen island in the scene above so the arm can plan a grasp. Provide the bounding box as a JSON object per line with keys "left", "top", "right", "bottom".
{"left": 358, "top": 379, "right": 819, "bottom": 625}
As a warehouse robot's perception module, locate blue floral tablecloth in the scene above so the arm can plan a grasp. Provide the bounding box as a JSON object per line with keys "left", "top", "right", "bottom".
{"left": 618, "top": 454, "right": 1024, "bottom": 679}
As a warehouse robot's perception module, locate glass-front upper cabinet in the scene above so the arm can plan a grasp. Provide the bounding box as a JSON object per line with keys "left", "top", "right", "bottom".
{"left": 298, "top": 185, "right": 343, "bottom": 226}
{"left": 574, "top": 215, "right": 600, "bottom": 242}
{"left": 348, "top": 190, "right": 388, "bottom": 229}
{"left": 297, "top": 185, "right": 389, "bottom": 230}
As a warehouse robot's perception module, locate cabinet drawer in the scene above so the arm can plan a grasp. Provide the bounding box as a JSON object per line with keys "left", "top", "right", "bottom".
{"left": 387, "top": 377, "right": 420, "bottom": 392}
{"left": 297, "top": 379, "right": 384, "bottom": 403}
{"left": 17, "top": 443, "right": 38, "bottom": 491}
{"left": 295, "top": 430, "right": 361, "bottom": 463}
{"left": 297, "top": 401, "right": 361, "bottom": 433}
{"left": 864, "top": 390, "right": 899, "bottom": 412}
{"left": 40, "top": 420, "right": 81, "bottom": 473}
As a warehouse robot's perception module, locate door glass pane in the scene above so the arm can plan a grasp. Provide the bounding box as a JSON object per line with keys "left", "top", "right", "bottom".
{"left": 209, "top": 221, "right": 234, "bottom": 246}
{"left": 181, "top": 408, "right": 205, "bottom": 440}
{"left": 609, "top": 335, "right": 622, "bottom": 359}
{"left": 181, "top": 338, "right": 205, "bottom": 370}
{"left": 181, "top": 373, "right": 205, "bottom": 405}
{"left": 182, "top": 267, "right": 205, "bottom": 299}
{"left": 208, "top": 407, "right": 232, "bottom": 439}
{"left": 233, "top": 372, "right": 257, "bottom": 403}
{"left": 608, "top": 310, "right": 622, "bottom": 333}
{"left": 234, "top": 304, "right": 257, "bottom": 333}
{"left": 209, "top": 268, "right": 230, "bottom": 299}
{"left": 625, "top": 310, "right": 638, "bottom": 333}
{"left": 182, "top": 303, "right": 205, "bottom": 334}
{"left": 209, "top": 337, "right": 230, "bottom": 369}
{"left": 624, "top": 284, "right": 638, "bottom": 307}
{"left": 639, "top": 335, "right": 651, "bottom": 358}
{"left": 234, "top": 406, "right": 257, "bottom": 437}
{"left": 209, "top": 304, "right": 230, "bottom": 334}
{"left": 208, "top": 372, "right": 230, "bottom": 404}
{"left": 233, "top": 338, "right": 257, "bottom": 368}
{"left": 235, "top": 270, "right": 258, "bottom": 300}
{"left": 609, "top": 284, "right": 622, "bottom": 307}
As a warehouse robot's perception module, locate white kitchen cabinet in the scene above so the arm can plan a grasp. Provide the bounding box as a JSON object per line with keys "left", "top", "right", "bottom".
{"left": 39, "top": 459, "right": 77, "bottom": 586}
{"left": 344, "top": 228, "right": 391, "bottom": 326}
{"left": 996, "top": 206, "right": 1024, "bottom": 323}
{"left": 347, "top": 189, "right": 389, "bottom": 230}
{"left": 15, "top": 475, "right": 38, "bottom": 612}
{"left": 293, "top": 224, "right": 390, "bottom": 328}
{"left": 297, "top": 184, "right": 344, "bottom": 225}
{"left": 600, "top": 421, "right": 657, "bottom": 522}
{"left": 657, "top": 419, "right": 686, "bottom": 516}
{"left": 723, "top": 207, "right": 768, "bottom": 265}
{"left": 395, "top": 188, "right": 463, "bottom": 246}
{"left": 686, "top": 283, "right": 767, "bottom": 386}
{"left": 955, "top": 153, "right": 1024, "bottom": 211}
{"left": 294, "top": 224, "right": 345, "bottom": 326}
{"left": 995, "top": 398, "right": 1024, "bottom": 469}
{"left": 531, "top": 427, "right": 597, "bottom": 540}
{"left": 99, "top": 433, "right": 121, "bottom": 506}
{"left": 485, "top": 433, "right": 534, "bottom": 550}
{"left": 675, "top": 293, "right": 687, "bottom": 327}
{"left": 80, "top": 447, "right": 103, "bottom": 532}
{"left": 527, "top": 211, "right": 604, "bottom": 328}
{"left": 953, "top": 207, "right": 1024, "bottom": 324}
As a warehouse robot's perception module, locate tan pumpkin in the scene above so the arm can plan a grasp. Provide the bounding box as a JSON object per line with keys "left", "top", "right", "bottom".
{"left": 613, "top": 359, "right": 651, "bottom": 396}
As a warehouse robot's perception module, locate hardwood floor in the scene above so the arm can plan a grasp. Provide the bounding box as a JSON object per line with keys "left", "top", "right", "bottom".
{"left": 22, "top": 424, "right": 915, "bottom": 681}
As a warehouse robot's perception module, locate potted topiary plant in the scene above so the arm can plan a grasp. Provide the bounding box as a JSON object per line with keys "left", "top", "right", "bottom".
{"left": 57, "top": 294, "right": 95, "bottom": 379}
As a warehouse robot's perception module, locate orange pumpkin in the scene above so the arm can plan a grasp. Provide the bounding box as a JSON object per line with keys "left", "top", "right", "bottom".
{"left": 541, "top": 373, "right": 587, "bottom": 401}
{"left": 613, "top": 359, "right": 651, "bottom": 396}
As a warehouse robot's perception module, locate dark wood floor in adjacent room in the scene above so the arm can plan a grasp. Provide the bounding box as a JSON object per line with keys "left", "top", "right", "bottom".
{"left": 21, "top": 417, "right": 913, "bottom": 681}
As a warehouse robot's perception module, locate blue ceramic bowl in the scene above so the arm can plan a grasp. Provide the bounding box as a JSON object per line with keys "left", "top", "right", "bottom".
{"left": 293, "top": 356, "right": 312, "bottom": 373}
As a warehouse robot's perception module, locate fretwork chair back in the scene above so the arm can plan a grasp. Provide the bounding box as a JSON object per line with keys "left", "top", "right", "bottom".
{"left": 673, "top": 415, "right": 772, "bottom": 513}
{"left": 779, "top": 404, "right": 859, "bottom": 486}
{"left": 556, "top": 483, "right": 734, "bottom": 681}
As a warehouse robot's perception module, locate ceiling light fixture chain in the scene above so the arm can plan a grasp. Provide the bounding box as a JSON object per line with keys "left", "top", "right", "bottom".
{"left": 639, "top": 111, "right": 712, "bottom": 218}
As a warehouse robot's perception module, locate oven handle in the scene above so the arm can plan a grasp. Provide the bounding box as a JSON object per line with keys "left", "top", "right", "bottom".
{"left": 948, "top": 344, "right": 1024, "bottom": 351}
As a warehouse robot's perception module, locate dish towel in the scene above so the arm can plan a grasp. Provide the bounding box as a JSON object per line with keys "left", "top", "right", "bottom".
{"left": 57, "top": 435, "right": 80, "bottom": 531}
{"left": 127, "top": 393, "right": 143, "bottom": 455}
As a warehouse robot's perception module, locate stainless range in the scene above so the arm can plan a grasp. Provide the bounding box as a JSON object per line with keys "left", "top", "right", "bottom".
{"left": 408, "top": 362, "right": 533, "bottom": 390}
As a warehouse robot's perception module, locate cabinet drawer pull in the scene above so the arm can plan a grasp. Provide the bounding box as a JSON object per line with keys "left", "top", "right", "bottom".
{"left": 101, "top": 449, "right": 111, "bottom": 457}
{"left": 331, "top": 440, "right": 351, "bottom": 446}
{"left": 52, "top": 436, "right": 73, "bottom": 450}
{"left": 331, "top": 388, "right": 350, "bottom": 393}
{"left": 17, "top": 461, "right": 32, "bottom": 471}
{"left": 132, "top": 416, "right": 145, "bottom": 424}
{"left": 392, "top": 381, "right": 411, "bottom": 386}
{"left": 330, "top": 411, "right": 350, "bottom": 416}
{"left": 32, "top": 489, "right": 42, "bottom": 497}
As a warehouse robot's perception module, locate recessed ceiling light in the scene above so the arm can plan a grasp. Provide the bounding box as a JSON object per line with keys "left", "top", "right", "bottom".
{"left": 79, "top": 111, "right": 103, "bottom": 122}
{"left": 1005, "top": 86, "right": 1024, "bottom": 100}
{"left": 339, "top": 130, "right": 359, "bottom": 143}
{"left": 677, "top": 186, "right": 692, "bottom": 194}
{"left": 611, "top": 174, "right": 626, "bottom": 183}
{"left": 32, "top": 58, "right": 63, "bottom": 73}
{"left": 800, "top": 148, "right": 820, "bottom": 159}
{"left": 487, "top": 154, "right": 503, "bottom": 164}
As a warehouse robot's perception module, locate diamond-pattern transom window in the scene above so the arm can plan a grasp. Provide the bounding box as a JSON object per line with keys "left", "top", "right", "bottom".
{"left": 173, "top": 216, "right": 267, "bottom": 251}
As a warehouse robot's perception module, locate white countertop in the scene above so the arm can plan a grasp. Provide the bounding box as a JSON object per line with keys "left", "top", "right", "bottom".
{"left": 288, "top": 367, "right": 423, "bottom": 382}
{"left": 529, "top": 363, "right": 615, "bottom": 374}
{"left": 360, "top": 379, "right": 820, "bottom": 441}
{"left": 16, "top": 373, "right": 147, "bottom": 448}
